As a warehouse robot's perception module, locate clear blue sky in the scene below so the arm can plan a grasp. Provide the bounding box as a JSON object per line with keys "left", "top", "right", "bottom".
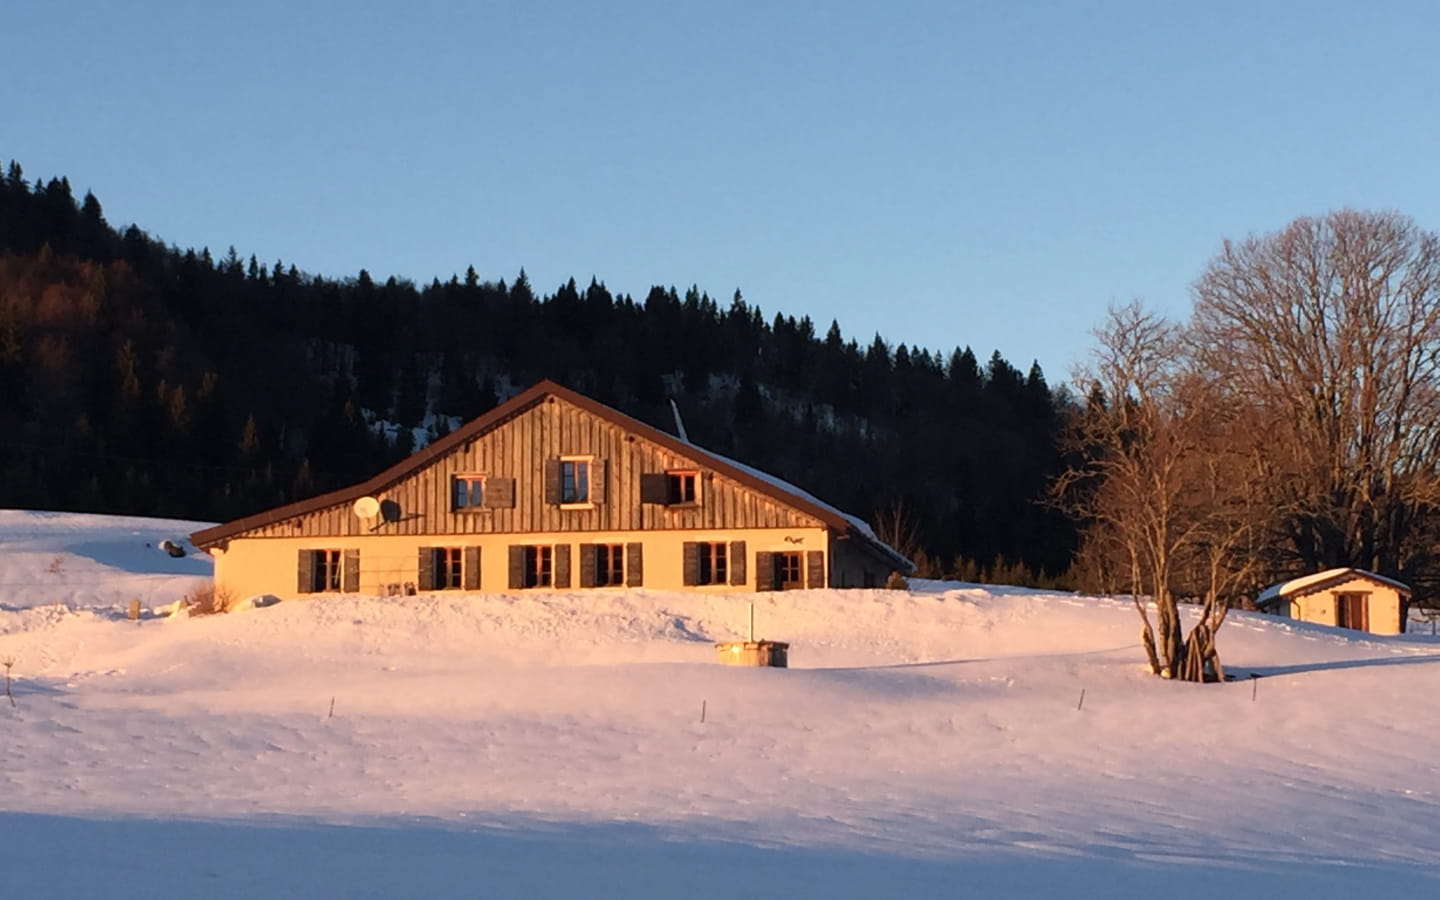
{"left": 6, "top": 1, "right": 1438, "bottom": 381}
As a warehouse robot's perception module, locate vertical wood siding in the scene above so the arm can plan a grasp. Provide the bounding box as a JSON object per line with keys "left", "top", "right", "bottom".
{"left": 236, "top": 397, "right": 825, "bottom": 540}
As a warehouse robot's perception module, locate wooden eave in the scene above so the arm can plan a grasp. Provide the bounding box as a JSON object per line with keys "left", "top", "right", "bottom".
{"left": 189, "top": 380, "right": 889, "bottom": 557}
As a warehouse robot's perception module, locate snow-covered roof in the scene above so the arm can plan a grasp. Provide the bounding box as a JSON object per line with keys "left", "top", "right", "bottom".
{"left": 692, "top": 445, "right": 910, "bottom": 571}
{"left": 1256, "top": 567, "right": 1411, "bottom": 606}
{"left": 192, "top": 380, "right": 914, "bottom": 572}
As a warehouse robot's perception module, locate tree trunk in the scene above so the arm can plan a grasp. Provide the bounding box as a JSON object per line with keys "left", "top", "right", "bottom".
{"left": 1140, "top": 625, "right": 1160, "bottom": 675}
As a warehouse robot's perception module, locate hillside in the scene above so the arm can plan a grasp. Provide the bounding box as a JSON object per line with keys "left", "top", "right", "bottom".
{"left": 0, "top": 161, "right": 1075, "bottom": 580}
{"left": 2, "top": 511, "right": 1438, "bottom": 898}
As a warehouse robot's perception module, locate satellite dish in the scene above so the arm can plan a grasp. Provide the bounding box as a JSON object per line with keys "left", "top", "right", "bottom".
{"left": 352, "top": 496, "right": 381, "bottom": 519}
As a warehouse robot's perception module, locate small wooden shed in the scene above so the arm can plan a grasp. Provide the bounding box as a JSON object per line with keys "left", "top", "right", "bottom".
{"left": 1255, "top": 568, "right": 1410, "bottom": 635}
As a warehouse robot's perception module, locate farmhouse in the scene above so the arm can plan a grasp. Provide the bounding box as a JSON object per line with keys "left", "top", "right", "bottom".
{"left": 1255, "top": 568, "right": 1410, "bottom": 635}
{"left": 190, "top": 380, "right": 912, "bottom": 602}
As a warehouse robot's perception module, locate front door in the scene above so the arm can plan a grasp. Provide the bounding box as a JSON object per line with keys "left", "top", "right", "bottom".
{"left": 775, "top": 552, "right": 803, "bottom": 590}
{"left": 1335, "top": 592, "right": 1369, "bottom": 631}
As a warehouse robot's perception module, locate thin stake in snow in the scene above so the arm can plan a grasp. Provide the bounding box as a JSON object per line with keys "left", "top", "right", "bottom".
{"left": 328, "top": 696, "right": 335, "bottom": 718}
{"left": 700, "top": 700, "right": 706, "bottom": 724}
{"left": 3, "top": 657, "right": 14, "bottom": 707}
{"left": 1251, "top": 674, "right": 1260, "bottom": 702}
{"left": 1076, "top": 689, "right": 1085, "bottom": 711}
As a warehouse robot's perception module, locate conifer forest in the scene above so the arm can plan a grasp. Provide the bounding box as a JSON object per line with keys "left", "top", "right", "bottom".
{"left": 0, "top": 160, "right": 1077, "bottom": 584}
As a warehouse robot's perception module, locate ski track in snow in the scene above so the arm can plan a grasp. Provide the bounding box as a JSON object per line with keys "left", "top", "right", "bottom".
{"left": 1, "top": 510, "right": 1438, "bottom": 898}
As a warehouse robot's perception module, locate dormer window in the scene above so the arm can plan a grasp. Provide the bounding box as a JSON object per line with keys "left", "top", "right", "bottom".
{"left": 641, "top": 469, "right": 702, "bottom": 507}
{"left": 546, "top": 457, "right": 606, "bottom": 507}
{"left": 561, "top": 457, "right": 590, "bottom": 504}
{"left": 667, "top": 470, "right": 698, "bottom": 505}
{"left": 452, "top": 475, "right": 486, "bottom": 510}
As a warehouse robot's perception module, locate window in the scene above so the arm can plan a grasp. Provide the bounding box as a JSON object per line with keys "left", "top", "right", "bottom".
{"left": 452, "top": 475, "right": 485, "bottom": 510}
{"left": 523, "top": 545, "right": 552, "bottom": 588}
{"left": 419, "top": 546, "right": 480, "bottom": 591}
{"left": 641, "top": 471, "right": 702, "bottom": 506}
{"left": 775, "top": 551, "right": 803, "bottom": 590}
{"left": 560, "top": 458, "right": 590, "bottom": 504}
{"left": 509, "top": 544, "right": 570, "bottom": 589}
{"left": 433, "top": 547, "right": 463, "bottom": 589}
{"left": 583, "top": 542, "right": 643, "bottom": 588}
{"left": 667, "top": 470, "right": 698, "bottom": 505}
{"left": 595, "top": 544, "right": 625, "bottom": 586}
{"left": 696, "top": 542, "right": 727, "bottom": 585}
{"left": 299, "top": 548, "right": 357, "bottom": 594}
{"left": 524, "top": 545, "right": 553, "bottom": 588}
{"left": 311, "top": 549, "right": 342, "bottom": 592}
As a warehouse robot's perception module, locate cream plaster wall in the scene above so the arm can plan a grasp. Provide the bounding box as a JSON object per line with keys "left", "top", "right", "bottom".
{"left": 1288, "top": 576, "right": 1405, "bottom": 635}
{"left": 210, "top": 526, "right": 834, "bottom": 603}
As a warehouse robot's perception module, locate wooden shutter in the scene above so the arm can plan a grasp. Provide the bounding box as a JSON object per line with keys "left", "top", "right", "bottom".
{"left": 579, "top": 544, "right": 597, "bottom": 588}
{"left": 464, "top": 546, "right": 481, "bottom": 590}
{"left": 806, "top": 550, "right": 825, "bottom": 589}
{"left": 682, "top": 542, "right": 699, "bottom": 586}
{"left": 417, "top": 547, "right": 435, "bottom": 591}
{"left": 485, "top": 477, "right": 516, "bottom": 508}
{"left": 639, "top": 473, "right": 668, "bottom": 505}
{"left": 626, "top": 542, "right": 644, "bottom": 586}
{"left": 508, "top": 545, "right": 525, "bottom": 589}
{"left": 554, "top": 543, "right": 571, "bottom": 588}
{"left": 592, "top": 460, "right": 607, "bottom": 504}
{"left": 544, "top": 459, "right": 562, "bottom": 505}
{"left": 342, "top": 548, "right": 360, "bottom": 593}
{"left": 297, "top": 550, "right": 314, "bottom": 594}
{"left": 755, "top": 551, "right": 775, "bottom": 591}
{"left": 729, "top": 541, "right": 747, "bottom": 586}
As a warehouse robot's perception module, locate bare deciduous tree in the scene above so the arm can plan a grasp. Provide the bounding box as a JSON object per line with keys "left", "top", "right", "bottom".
{"left": 1057, "top": 302, "right": 1267, "bottom": 681}
{"left": 1190, "top": 209, "right": 1440, "bottom": 583}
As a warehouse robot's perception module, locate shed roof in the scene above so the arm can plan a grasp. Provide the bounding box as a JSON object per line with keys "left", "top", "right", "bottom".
{"left": 1256, "top": 567, "right": 1411, "bottom": 608}
{"left": 190, "top": 379, "right": 913, "bottom": 572}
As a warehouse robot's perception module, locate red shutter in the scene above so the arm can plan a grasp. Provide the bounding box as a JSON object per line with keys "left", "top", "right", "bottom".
{"left": 755, "top": 552, "right": 775, "bottom": 591}
{"left": 682, "top": 542, "right": 699, "bottom": 586}
{"left": 544, "top": 460, "right": 562, "bottom": 505}
{"left": 554, "top": 544, "right": 571, "bottom": 588}
{"left": 626, "top": 542, "right": 644, "bottom": 587}
{"left": 729, "top": 541, "right": 747, "bottom": 586}
{"left": 297, "top": 550, "right": 314, "bottom": 594}
{"left": 464, "top": 546, "right": 481, "bottom": 590}
{"left": 806, "top": 551, "right": 825, "bottom": 589}
{"left": 579, "top": 544, "right": 597, "bottom": 588}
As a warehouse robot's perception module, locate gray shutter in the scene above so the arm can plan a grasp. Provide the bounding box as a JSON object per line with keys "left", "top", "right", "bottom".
{"left": 544, "top": 459, "right": 562, "bottom": 504}
{"left": 508, "top": 545, "right": 525, "bottom": 589}
{"left": 297, "top": 550, "right": 314, "bottom": 594}
{"left": 417, "top": 547, "right": 435, "bottom": 591}
{"left": 626, "top": 542, "right": 644, "bottom": 587}
{"left": 464, "top": 546, "right": 481, "bottom": 590}
{"left": 485, "top": 477, "right": 516, "bottom": 508}
{"left": 342, "top": 548, "right": 360, "bottom": 593}
{"left": 554, "top": 544, "right": 571, "bottom": 588}
{"left": 682, "top": 542, "right": 699, "bottom": 586}
{"left": 592, "top": 460, "right": 607, "bottom": 504}
{"left": 806, "top": 550, "right": 825, "bottom": 589}
{"left": 755, "top": 551, "right": 775, "bottom": 591}
{"left": 639, "top": 473, "right": 668, "bottom": 504}
{"left": 579, "top": 544, "right": 597, "bottom": 588}
{"left": 729, "top": 541, "right": 747, "bottom": 586}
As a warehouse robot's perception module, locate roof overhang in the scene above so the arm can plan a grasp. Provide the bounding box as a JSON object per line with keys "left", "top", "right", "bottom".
{"left": 191, "top": 380, "right": 914, "bottom": 572}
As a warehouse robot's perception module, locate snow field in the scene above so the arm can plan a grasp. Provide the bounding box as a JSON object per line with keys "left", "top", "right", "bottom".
{"left": 1, "top": 510, "right": 1438, "bottom": 898}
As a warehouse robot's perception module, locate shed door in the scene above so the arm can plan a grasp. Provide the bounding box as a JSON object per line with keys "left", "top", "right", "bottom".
{"left": 1335, "top": 592, "right": 1369, "bottom": 631}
